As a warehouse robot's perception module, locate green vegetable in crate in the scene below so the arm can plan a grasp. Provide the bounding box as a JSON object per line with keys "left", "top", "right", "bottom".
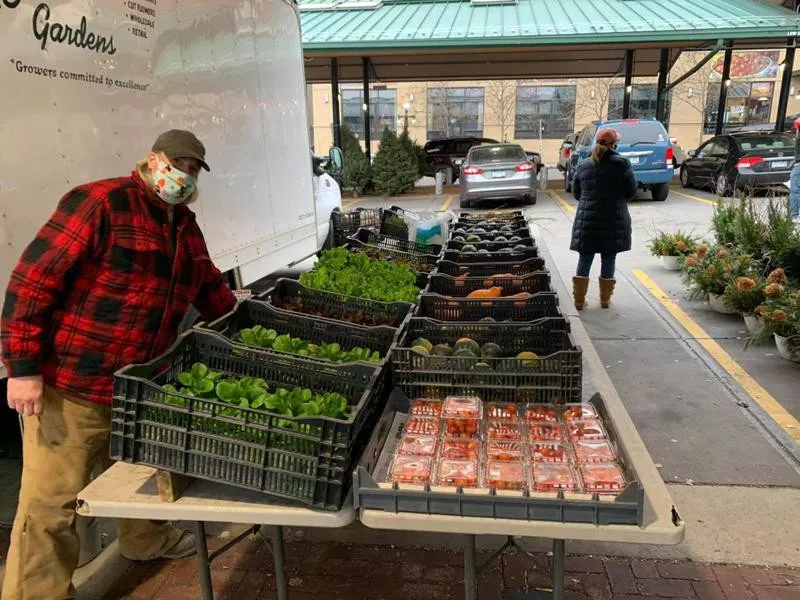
{"left": 453, "top": 235, "right": 466, "bottom": 243}
{"left": 176, "top": 362, "right": 223, "bottom": 398}
{"left": 432, "top": 343, "right": 453, "bottom": 357}
{"left": 466, "top": 234, "right": 482, "bottom": 243}
{"left": 509, "top": 236, "right": 522, "bottom": 242}
{"left": 411, "top": 338, "right": 433, "bottom": 353}
{"left": 517, "top": 351, "right": 541, "bottom": 367}
{"left": 514, "top": 244, "right": 528, "bottom": 251}
{"left": 481, "top": 342, "right": 502, "bottom": 359}
{"left": 453, "top": 348, "right": 478, "bottom": 359}
{"left": 412, "top": 346, "right": 431, "bottom": 356}
{"left": 473, "top": 361, "right": 491, "bottom": 371}
{"left": 498, "top": 248, "right": 513, "bottom": 254}
{"left": 237, "top": 326, "right": 278, "bottom": 348}
{"left": 237, "top": 327, "right": 381, "bottom": 364}
{"left": 461, "top": 244, "right": 478, "bottom": 253}
{"left": 477, "top": 249, "right": 490, "bottom": 255}
{"left": 494, "top": 236, "right": 508, "bottom": 242}
{"left": 454, "top": 338, "right": 480, "bottom": 355}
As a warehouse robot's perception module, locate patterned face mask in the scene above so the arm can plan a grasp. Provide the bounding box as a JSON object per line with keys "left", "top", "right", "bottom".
{"left": 152, "top": 158, "right": 196, "bottom": 205}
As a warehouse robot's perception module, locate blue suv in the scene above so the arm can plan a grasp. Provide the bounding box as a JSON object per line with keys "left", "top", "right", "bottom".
{"left": 566, "top": 119, "right": 674, "bottom": 201}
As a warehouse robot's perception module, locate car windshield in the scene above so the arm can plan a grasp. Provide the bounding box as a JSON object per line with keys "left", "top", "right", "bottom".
{"left": 600, "top": 122, "right": 668, "bottom": 145}
{"left": 470, "top": 146, "right": 526, "bottom": 164}
{"left": 736, "top": 135, "right": 794, "bottom": 151}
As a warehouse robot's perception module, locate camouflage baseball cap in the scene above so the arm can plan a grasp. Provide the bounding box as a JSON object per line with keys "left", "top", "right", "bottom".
{"left": 152, "top": 130, "right": 210, "bottom": 171}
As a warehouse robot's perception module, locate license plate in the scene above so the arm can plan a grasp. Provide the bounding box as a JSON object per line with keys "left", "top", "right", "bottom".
{"left": 628, "top": 156, "right": 640, "bottom": 165}
{"left": 492, "top": 171, "right": 506, "bottom": 178}
{"left": 772, "top": 160, "right": 790, "bottom": 169}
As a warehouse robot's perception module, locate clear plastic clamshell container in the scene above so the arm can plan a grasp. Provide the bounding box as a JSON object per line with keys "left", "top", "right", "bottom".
{"left": 524, "top": 404, "right": 560, "bottom": 424}
{"left": 442, "top": 396, "right": 483, "bottom": 437}
{"left": 526, "top": 422, "right": 564, "bottom": 442}
{"left": 572, "top": 440, "right": 616, "bottom": 464}
{"left": 531, "top": 463, "right": 579, "bottom": 493}
{"left": 486, "top": 460, "right": 526, "bottom": 491}
{"left": 439, "top": 438, "right": 480, "bottom": 461}
{"left": 410, "top": 399, "right": 443, "bottom": 418}
{"left": 580, "top": 463, "right": 626, "bottom": 494}
{"left": 486, "top": 420, "right": 523, "bottom": 441}
{"left": 485, "top": 402, "right": 519, "bottom": 421}
{"left": 563, "top": 403, "right": 598, "bottom": 422}
{"left": 405, "top": 417, "right": 441, "bottom": 437}
{"left": 530, "top": 441, "right": 569, "bottom": 463}
{"left": 390, "top": 455, "right": 433, "bottom": 485}
{"left": 486, "top": 440, "right": 525, "bottom": 462}
{"left": 567, "top": 419, "right": 607, "bottom": 442}
{"left": 397, "top": 434, "right": 438, "bottom": 457}
{"left": 435, "top": 458, "right": 480, "bottom": 488}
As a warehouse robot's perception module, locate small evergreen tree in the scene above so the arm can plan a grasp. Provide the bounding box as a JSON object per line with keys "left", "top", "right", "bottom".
{"left": 340, "top": 125, "right": 371, "bottom": 196}
{"left": 398, "top": 130, "right": 423, "bottom": 181}
{"left": 373, "top": 128, "right": 418, "bottom": 196}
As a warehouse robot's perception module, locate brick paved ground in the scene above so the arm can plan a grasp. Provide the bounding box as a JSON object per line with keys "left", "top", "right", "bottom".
{"left": 104, "top": 534, "right": 799, "bottom": 600}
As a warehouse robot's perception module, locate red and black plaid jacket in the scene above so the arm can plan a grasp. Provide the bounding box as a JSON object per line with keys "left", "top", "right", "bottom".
{"left": 1, "top": 171, "right": 236, "bottom": 405}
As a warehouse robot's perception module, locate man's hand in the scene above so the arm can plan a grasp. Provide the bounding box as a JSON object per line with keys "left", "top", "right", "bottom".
{"left": 7, "top": 376, "right": 44, "bottom": 417}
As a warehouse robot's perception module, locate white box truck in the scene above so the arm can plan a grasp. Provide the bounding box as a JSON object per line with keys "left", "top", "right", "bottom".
{"left": 0, "top": 0, "right": 341, "bottom": 372}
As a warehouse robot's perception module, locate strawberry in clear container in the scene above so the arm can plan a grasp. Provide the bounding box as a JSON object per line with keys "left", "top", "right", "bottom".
{"left": 524, "top": 404, "right": 559, "bottom": 423}
{"left": 486, "top": 440, "right": 525, "bottom": 462}
{"left": 442, "top": 396, "right": 482, "bottom": 438}
{"left": 411, "top": 399, "right": 443, "bottom": 418}
{"left": 439, "top": 438, "right": 480, "bottom": 461}
{"left": 526, "top": 422, "right": 564, "bottom": 442}
{"left": 580, "top": 463, "right": 626, "bottom": 494}
{"left": 530, "top": 442, "right": 569, "bottom": 463}
{"left": 390, "top": 455, "right": 432, "bottom": 485}
{"left": 405, "top": 417, "right": 440, "bottom": 437}
{"left": 435, "top": 459, "right": 479, "bottom": 488}
{"left": 486, "top": 402, "right": 518, "bottom": 421}
{"left": 486, "top": 420, "right": 522, "bottom": 441}
{"left": 573, "top": 440, "right": 615, "bottom": 464}
{"left": 397, "top": 434, "right": 438, "bottom": 457}
{"left": 567, "top": 420, "right": 607, "bottom": 442}
{"left": 532, "top": 463, "right": 579, "bottom": 492}
{"left": 486, "top": 461, "right": 526, "bottom": 490}
{"left": 563, "top": 403, "right": 598, "bottom": 422}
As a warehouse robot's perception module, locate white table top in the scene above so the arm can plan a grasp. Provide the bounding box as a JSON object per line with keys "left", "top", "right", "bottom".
{"left": 77, "top": 463, "right": 355, "bottom": 528}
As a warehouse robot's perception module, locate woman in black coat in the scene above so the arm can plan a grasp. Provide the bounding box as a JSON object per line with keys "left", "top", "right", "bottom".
{"left": 570, "top": 127, "right": 636, "bottom": 310}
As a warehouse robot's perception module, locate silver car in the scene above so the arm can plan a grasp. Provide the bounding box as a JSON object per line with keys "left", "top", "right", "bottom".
{"left": 459, "top": 144, "right": 537, "bottom": 208}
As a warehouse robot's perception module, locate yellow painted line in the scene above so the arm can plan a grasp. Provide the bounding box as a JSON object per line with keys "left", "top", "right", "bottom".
{"left": 548, "top": 188, "right": 576, "bottom": 214}
{"left": 671, "top": 189, "right": 716, "bottom": 206}
{"left": 342, "top": 198, "right": 360, "bottom": 210}
{"left": 633, "top": 269, "right": 800, "bottom": 444}
{"left": 439, "top": 194, "right": 455, "bottom": 211}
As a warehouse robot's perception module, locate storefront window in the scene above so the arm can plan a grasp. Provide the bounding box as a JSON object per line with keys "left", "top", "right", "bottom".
{"left": 514, "top": 86, "right": 576, "bottom": 139}
{"left": 704, "top": 82, "right": 774, "bottom": 133}
{"left": 607, "top": 84, "right": 670, "bottom": 123}
{"left": 427, "top": 88, "right": 484, "bottom": 140}
{"left": 342, "top": 89, "right": 397, "bottom": 139}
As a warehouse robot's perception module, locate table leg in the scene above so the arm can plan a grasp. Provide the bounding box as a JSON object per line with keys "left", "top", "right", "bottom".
{"left": 552, "top": 539, "right": 565, "bottom": 600}
{"left": 463, "top": 534, "right": 477, "bottom": 600}
{"left": 194, "top": 521, "right": 214, "bottom": 600}
{"left": 265, "top": 525, "right": 288, "bottom": 600}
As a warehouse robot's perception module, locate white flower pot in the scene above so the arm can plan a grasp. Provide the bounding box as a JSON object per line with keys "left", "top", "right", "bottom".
{"left": 775, "top": 334, "right": 800, "bottom": 363}
{"left": 661, "top": 255, "right": 681, "bottom": 271}
{"left": 743, "top": 313, "right": 764, "bottom": 335}
{"left": 708, "top": 293, "right": 737, "bottom": 315}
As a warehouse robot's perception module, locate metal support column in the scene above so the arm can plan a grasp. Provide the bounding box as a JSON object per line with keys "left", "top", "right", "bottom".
{"left": 463, "top": 535, "right": 477, "bottom": 600}
{"left": 656, "top": 48, "right": 670, "bottom": 124}
{"left": 715, "top": 43, "right": 733, "bottom": 136}
{"left": 775, "top": 46, "right": 796, "bottom": 132}
{"left": 330, "top": 58, "right": 342, "bottom": 149}
{"left": 552, "top": 539, "right": 566, "bottom": 600}
{"left": 362, "top": 57, "right": 372, "bottom": 165}
{"left": 622, "top": 50, "right": 635, "bottom": 119}
{"left": 194, "top": 521, "right": 214, "bottom": 600}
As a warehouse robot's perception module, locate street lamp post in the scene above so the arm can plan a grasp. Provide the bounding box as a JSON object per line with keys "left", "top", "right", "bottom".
{"left": 402, "top": 101, "right": 411, "bottom": 133}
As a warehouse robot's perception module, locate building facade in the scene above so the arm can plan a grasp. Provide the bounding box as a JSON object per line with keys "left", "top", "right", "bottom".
{"left": 309, "top": 49, "right": 800, "bottom": 165}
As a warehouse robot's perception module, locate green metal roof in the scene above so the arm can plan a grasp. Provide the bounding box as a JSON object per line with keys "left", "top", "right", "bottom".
{"left": 299, "top": 0, "right": 800, "bottom": 51}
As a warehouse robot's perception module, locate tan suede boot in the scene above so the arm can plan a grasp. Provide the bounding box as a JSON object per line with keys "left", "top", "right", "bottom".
{"left": 599, "top": 278, "right": 616, "bottom": 308}
{"left": 572, "top": 276, "right": 590, "bottom": 311}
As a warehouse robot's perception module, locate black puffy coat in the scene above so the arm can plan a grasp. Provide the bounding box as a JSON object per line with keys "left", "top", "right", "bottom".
{"left": 569, "top": 151, "right": 636, "bottom": 255}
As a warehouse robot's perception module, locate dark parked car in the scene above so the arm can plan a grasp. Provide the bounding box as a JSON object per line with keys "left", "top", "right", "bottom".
{"left": 557, "top": 132, "right": 579, "bottom": 172}
{"left": 680, "top": 132, "right": 795, "bottom": 196}
{"left": 423, "top": 136, "right": 498, "bottom": 184}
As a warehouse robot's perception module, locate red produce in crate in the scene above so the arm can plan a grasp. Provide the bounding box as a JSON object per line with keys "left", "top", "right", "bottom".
{"left": 436, "top": 459, "right": 479, "bottom": 488}
{"left": 398, "top": 434, "right": 438, "bottom": 457}
{"left": 486, "top": 402, "right": 519, "bottom": 421}
{"left": 486, "top": 461, "right": 526, "bottom": 491}
{"left": 486, "top": 440, "right": 525, "bottom": 462}
{"left": 524, "top": 404, "right": 559, "bottom": 423}
{"left": 580, "top": 463, "right": 626, "bottom": 494}
{"left": 487, "top": 420, "right": 523, "bottom": 441}
{"left": 567, "top": 420, "right": 607, "bottom": 442}
{"left": 410, "top": 399, "right": 443, "bottom": 418}
{"left": 526, "top": 423, "right": 564, "bottom": 442}
{"left": 439, "top": 438, "right": 480, "bottom": 461}
{"left": 390, "top": 455, "right": 433, "bottom": 485}
{"left": 572, "top": 440, "right": 615, "bottom": 464}
{"left": 532, "top": 463, "right": 579, "bottom": 492}
{"left": 530, "top": 442, "right": 569, "bottom": 463}
{"left": 563, "top": 404, "right": 599, "bottom": 422}
{"left": 442, "top": 396, "right": 482, "bottom": 437}
{"left": 405, "top": 417, "right": 440, "bottom": 437}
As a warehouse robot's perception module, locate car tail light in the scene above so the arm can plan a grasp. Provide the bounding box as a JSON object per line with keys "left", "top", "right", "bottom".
{"left": 665, "top": 147, "right": 674, "bottom": 163}
{"left": 622, "top": 119, "right": 640, "bottom": 124}
{"left": 515, "top": 163, "right": 534, "bottom": 172}
{"left": 564, "top": 149, "right": 572, "bottom": 158}
{"left": 462, "top": 166, "right": 483, "bottom": 175}
{"left": 736, "top": 156, "right": 763, "bottom": 169}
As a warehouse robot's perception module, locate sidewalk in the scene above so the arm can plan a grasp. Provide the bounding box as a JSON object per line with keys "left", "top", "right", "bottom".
{"left": 105, "top": 533, "right": 799, "bottom": 600}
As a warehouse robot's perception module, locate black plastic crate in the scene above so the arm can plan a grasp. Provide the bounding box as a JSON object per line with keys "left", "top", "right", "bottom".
{"left": 446, "top": 238, "right": 536, "bottom": 253}
{"left": 110, "top": 330, "right": 384, "bottom": 509}
{"left": 350, "top": 228, "right": 443, "bottom": 257}
{"left": 450, "top": 227, "right": 532, "bottom": 241}
{"left": 344, "top": 240, "right": 439, "bottom": 274}
{"left": 258, "top": 279, "right": 413, "bottom": 329}
{"left": 434, "top": 258, "right": 546, "bottom": 277}
{"left": 458, "top": 210, "right": 524, "bottom": 221}
{"left": 199, "top": 299, "right": 398, "bottom": 367}
{"left": 331, "top": 208, "right": 383, "bottom": 247}
{"left": 417, "top": 291, "right": 561, "bottom": 322}
{"left": 394, "top": 318, "right": 581, "bottom": 402}
{"left": 380, "top": 207, "right": 409, "bottom": 240}
{"left": 443, "top": 247, "right": 540, "bottom": 263}
{"left": 353, "top": 390, "right": 644, "bottom": 525}
{"left": 426, "top": 272, "right": 551, "bottom": 297}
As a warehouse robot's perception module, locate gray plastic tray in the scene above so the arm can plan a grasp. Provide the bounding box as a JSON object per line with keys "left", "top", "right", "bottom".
{"left": 354, "top": 389, "right": 645, "bottom": 525}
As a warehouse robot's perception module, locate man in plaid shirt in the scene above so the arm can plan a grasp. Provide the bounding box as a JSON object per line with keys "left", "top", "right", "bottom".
{"left": 1, "top": 130, "right": 237, "bottom": 599}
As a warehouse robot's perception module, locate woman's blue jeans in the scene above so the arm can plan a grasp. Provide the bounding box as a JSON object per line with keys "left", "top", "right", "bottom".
{"left": 576, "top": 252, "right": 616, "bottom": 279}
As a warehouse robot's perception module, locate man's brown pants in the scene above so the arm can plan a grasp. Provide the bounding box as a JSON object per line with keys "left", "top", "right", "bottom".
{"left": 2, "top": 387, "right": 181, "bottom": 600}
